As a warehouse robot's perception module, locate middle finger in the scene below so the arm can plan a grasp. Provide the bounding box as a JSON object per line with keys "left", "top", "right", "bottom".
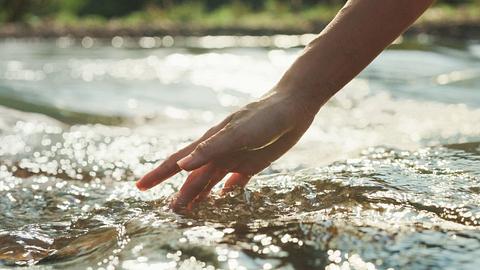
{"left": 171, "top": 163, "right": 227, "bottom": 211}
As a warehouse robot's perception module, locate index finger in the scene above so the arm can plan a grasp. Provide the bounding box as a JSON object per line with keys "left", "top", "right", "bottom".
{"left": 135, "top": 151, "right": 187, "bottom": 191}
{"left": 136, "top": 115, "right": 233, "bottom": 190}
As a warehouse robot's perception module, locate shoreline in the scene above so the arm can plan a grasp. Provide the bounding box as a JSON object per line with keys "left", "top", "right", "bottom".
{"left": 1, "top": 22, "right": 480, "bottom": 41}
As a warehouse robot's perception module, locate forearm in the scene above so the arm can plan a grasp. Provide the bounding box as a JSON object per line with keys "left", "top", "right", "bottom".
{"left": 276, "top": 0, "right": 433, "bottom": 108}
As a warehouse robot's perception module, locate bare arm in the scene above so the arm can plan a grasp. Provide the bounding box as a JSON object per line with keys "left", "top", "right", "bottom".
{"left": 277, "top": 0, "right": 434, "bottom": 107}
{"left": 136, "top": 0, "right": 434, "bottom": 211}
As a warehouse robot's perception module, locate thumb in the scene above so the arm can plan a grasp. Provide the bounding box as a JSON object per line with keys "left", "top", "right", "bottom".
{"left": 177, "top": 127, "right": 239, "bottom": 171}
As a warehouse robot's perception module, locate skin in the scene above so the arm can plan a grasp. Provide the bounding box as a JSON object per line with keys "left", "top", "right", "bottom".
{"left": 136, "top": 0, "right": 435, "bottom": 211}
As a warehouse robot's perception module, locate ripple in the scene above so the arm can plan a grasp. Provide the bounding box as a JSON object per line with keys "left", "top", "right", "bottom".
{"left": 1, "top": 136, "right": 479, "bottom": 268}
{"left": 1, "top": 41, "right": 480, "bottom": 269}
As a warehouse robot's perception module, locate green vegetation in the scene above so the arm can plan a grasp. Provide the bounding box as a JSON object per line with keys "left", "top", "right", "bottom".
{"left": 421, "top": 2, "right": 480, "bottom": 23}
{"left": 0, "top": 0, "right": 479, "bottom": 35}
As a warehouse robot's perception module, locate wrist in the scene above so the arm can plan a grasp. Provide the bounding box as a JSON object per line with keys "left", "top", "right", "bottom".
{"left": 270, "top": 83, "right": 324, "bottom": 117}
{"left": 274, "top": 49, "right": 338, "bottom": 112}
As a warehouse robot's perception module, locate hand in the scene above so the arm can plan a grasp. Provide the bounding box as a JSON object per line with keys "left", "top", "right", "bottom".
{"left": 135, "top": 89, "right": 319, "bottom": 211}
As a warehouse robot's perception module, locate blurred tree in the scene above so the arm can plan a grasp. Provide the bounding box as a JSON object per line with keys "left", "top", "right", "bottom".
{"left": 55, "top": 0, "right": 87, "bottom": 14}
{"left": 150, "top": 0, "right": 186, "bottom": 9}
{"left": 1, "top": 0, "right": 30, "bottom": 22}
{"left": 440, "top": 0, "right": 472, "bottom": 4}
{"left": 78, "top": 0, "right": 148, "bottom": 18}
{"left": 0, "top": 0, "right": 478, "bottom": 23}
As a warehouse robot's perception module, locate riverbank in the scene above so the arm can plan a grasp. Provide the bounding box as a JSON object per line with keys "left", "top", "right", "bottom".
{"left": 1, "top": 3, "right": 480, "bottom": 40}
{"left": 2, "top": 21, "right": 480, "bottom": 42}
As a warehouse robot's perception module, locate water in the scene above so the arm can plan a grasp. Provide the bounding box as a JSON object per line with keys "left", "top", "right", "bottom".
{"left": 0, "top": 36, "right": 480, "bottom": 270}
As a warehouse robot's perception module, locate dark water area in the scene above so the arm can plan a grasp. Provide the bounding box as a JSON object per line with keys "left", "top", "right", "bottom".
{"left": 0, "top": 36, "right": 480, "bottom": 269}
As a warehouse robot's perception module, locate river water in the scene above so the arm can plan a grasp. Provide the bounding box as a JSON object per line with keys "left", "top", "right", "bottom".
{"left": 0, "top": 36, "right": 480, "bottom": 270}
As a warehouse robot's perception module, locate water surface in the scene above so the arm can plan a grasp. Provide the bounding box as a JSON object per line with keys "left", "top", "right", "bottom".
{"left": 0, "top": 37, "right": 480, "bottom": 269}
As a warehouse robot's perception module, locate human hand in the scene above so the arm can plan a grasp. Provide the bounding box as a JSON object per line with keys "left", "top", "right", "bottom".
{"left": 136, "top": 89, "right": 319, "bottom": 211}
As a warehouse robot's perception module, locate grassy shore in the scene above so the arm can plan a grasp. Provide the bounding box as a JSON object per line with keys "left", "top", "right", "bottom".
{"left": 1, "top": 3, "right": 479, "bottom": 39}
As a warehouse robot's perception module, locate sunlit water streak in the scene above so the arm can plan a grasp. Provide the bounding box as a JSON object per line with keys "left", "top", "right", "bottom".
{"left": 0, "top": 39, "right": 479, "bottom": 269}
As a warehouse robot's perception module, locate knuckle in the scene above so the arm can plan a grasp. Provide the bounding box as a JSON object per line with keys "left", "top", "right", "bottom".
{"left": 163, "top": 153, "right": 180, "bottom": 167}
{"left": 168, "top": 152, "right": 182, "bottom": 161}
{"left": 204, "top": 126, "right": 218, "bottom": 136}
{"left": 231, "top": 107, "right": 250, "bottom": 121}
{"left": 195, "top": 141, "right": 210, "bottom": 155}
{"left": 228, "top": 111, "right": 241, "bottom": 121}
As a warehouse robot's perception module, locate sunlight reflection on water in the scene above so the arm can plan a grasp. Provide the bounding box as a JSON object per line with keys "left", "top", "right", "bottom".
{"left": 0, "top": 38, "right": 480, "bottom": 269}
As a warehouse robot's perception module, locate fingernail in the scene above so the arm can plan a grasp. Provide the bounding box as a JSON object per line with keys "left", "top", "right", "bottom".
{"left": 177, "top": 154, "right": 194, "bottom": 169}
{"left": 135, "top": 180, "right": 147, "bottom": 191}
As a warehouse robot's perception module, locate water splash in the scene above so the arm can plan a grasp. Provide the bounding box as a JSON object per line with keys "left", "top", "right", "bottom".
{"left": 1, "top": 120, "right": 479, "bottom": 269}
{"left": 1, "top": 40, "right": 480, "bottom": 269}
